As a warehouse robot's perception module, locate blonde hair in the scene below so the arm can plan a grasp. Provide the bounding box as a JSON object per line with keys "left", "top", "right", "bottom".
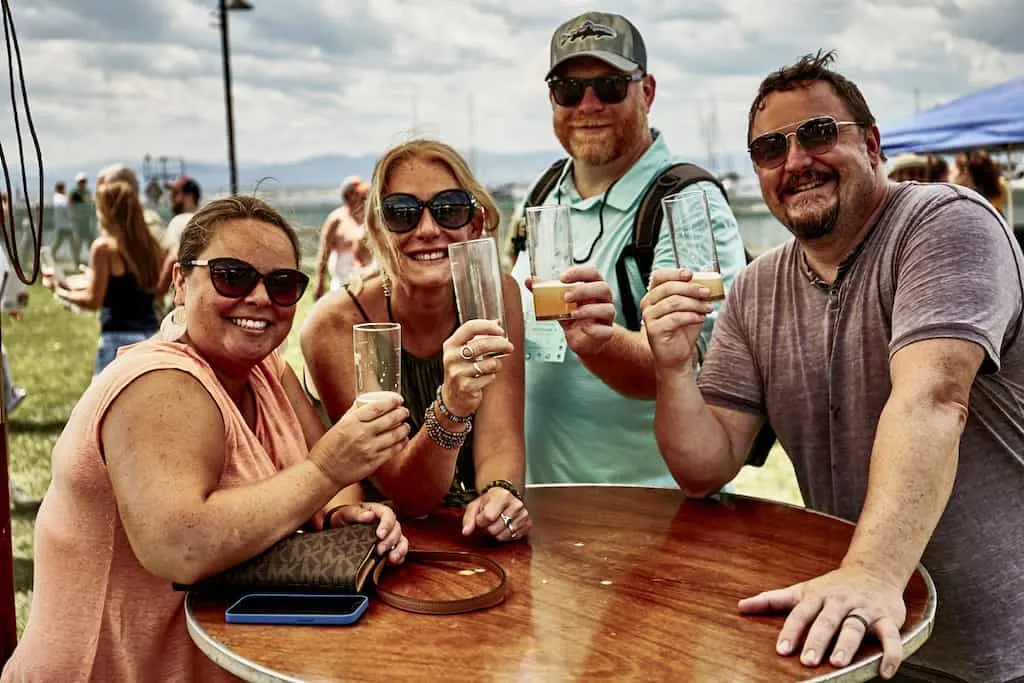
{"left": 94, "top": 181, "right": 164, "bottom": 291}
{"left": 96, "top": 164, "right": 139, "bottom": 193}
{"left": 364, "top": 139, "right": 500, "bottom": 280}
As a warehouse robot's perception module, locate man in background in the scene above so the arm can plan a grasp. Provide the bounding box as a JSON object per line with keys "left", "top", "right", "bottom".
{"left": 313, "top": 175, "right": 370, "bottom": 300}
{"left": 162, "top": 175, "right": 202, "bottom": 258}
{"left": 66, "top": 172, "right": 92, "bottom": 266}
{"left": 49, "top": 181, "right": 74, "bottom": 263}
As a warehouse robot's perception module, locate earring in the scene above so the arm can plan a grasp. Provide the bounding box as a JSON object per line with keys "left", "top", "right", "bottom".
{"left": 158, "top": 306, "right": 187, "bottom": 342}
{"left": 382, "top": 272, "right": 393, "bottom": 298}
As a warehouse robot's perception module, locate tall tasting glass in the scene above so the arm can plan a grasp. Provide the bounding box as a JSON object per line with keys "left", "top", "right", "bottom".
{"left": 353, "top": 322, "right": 402, "bottom": 408}
{"left": 448, "top": 236, "right": 508, "bottom": 358}
{"left": 525, "top": 205, "right": 577, "bottom": 321}
{"left": 661, "top": 189, "right": 725, "bottom": 300}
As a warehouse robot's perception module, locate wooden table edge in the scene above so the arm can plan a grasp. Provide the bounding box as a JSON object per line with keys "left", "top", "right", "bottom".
{"left": 185, "top": 593, "right": 303, "bottom": 683}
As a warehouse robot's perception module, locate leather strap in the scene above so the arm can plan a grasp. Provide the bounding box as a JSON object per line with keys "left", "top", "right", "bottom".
{"left": 371, "top": 550, "right": 506, "bottom": 615}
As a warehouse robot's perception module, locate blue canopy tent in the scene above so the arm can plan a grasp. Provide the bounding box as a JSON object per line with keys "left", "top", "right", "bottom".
{"left": 881, "top": 78, "right": 1024, "bottom": 155}
{"left": 881, "top": 77, "right": 1024, "bottom": 228}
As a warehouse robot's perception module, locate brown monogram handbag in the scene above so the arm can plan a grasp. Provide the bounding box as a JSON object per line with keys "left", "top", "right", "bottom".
{"left": 175, "top": 523, "right": 506, "bottom": 615}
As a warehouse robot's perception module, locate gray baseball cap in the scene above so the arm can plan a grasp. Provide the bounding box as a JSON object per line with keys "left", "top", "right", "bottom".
{"left": 546, "top": 12, "right": 647, "bottom": 80}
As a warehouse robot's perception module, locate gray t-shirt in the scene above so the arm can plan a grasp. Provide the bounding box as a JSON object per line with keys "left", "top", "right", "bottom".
{"left": 699, "top": 182, "right": 1024, "bottom": 682}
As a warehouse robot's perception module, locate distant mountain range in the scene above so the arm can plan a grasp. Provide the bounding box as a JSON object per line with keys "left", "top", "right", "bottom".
{"left": 26, "top": 148, "right": 753, "bottom": 198}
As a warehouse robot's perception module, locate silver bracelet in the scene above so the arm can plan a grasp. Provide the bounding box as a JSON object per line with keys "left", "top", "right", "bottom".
{"left": 434, "top": 385, "right": 474, "bottom": 423}
{"left": 424, "top": 401, "right": 472, "bottom": 450}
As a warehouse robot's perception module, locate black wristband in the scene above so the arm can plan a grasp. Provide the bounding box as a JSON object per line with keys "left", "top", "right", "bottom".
{"left": 480, "top": 479, "right": 522, "bottom": 501}
{"left": 323, "top": 504, "right": 347, "bottom": 529}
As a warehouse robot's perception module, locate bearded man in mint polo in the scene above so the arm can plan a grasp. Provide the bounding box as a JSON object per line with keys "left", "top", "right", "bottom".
{"left": 511, "top": 11, "right": 746, "bottom": 486}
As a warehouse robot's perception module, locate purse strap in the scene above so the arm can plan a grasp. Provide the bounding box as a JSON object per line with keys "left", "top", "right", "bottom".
{"left": 371, "top": 550, "right": 507, "bottom": 615}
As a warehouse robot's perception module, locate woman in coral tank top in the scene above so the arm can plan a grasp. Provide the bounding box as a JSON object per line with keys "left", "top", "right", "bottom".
{"left": 3, "top": 196, "right": 410, "bottom": 682}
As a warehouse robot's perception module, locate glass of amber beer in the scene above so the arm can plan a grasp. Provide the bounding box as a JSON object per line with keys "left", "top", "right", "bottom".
{"left": 525, "top": 205, "right": 577, "bottom": 321}
{"left": 661, "top": 189, "right": 724, "bottom": 300}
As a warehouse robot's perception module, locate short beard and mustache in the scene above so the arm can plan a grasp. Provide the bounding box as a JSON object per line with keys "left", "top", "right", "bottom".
{"left": 556, "top": 101, "right": 649, "bottom": 168}
{"left": 778, "top": 170, "right": 839, "bottom": 241}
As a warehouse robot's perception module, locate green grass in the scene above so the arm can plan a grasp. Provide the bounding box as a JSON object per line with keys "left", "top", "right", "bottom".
{"left": 3, "top": 277, "right": 801, "bottom": 637}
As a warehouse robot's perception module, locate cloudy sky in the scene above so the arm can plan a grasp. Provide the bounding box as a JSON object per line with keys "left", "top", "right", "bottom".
{"left": 6, "top": 0, "right": 1024, "bottom": 179}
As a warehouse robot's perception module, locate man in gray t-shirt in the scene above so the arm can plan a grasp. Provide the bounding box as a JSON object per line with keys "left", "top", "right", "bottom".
{"left": 643, "top": 51, "right": 1023, "bottom": 682}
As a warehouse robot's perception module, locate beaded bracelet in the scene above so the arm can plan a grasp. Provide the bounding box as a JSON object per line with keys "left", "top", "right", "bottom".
{"left": 424, "top": 401, "right": 472, "bottom": 450}
{"left": 480, "top": 479, "right": 523, "bottom": 501}
{"left": 434, "top": 385, "right": 474, "bottom": 424}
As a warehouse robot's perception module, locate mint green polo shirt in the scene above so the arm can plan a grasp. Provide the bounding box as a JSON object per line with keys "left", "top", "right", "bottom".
{"left": 511, "top": 131, "right": 747, "bottom": 486}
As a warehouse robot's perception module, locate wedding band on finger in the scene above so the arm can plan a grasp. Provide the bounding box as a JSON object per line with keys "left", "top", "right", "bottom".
{"left": 843, "top": 613, "right": 870, "bottom": 631}
{"left": 460, "top": 344, "right": 475, "bottom": 360}
{"left": 472, "top": 360, "right": 484, "bottom": 378}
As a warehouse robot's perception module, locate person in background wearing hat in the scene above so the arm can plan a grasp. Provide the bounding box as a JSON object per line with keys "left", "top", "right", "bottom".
{"left": 67, "top": 172, "right": 93, "bottom": 266}
{"left": 312, "top": 176, "right": 371, "bottom": 300}
{"left": 886, "top": 153, "right": 927, "bottom": 182}
{"left": 509, "top": 11, "right": 746, "bottom": 486}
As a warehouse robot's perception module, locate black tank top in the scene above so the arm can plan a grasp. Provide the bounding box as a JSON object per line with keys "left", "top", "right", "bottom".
{"left": 100, "top": 270, "right": 158, "bottom": 334}
{"left": 345, "top": 286, "right": 476, "bottom": 506}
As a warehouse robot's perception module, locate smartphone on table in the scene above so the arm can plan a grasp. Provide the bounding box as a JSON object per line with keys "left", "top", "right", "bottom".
{"left": 225, "top": 593, "right": 369, "bottom": 626}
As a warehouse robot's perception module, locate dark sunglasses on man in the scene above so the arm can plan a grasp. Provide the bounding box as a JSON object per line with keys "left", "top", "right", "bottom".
{"left": 381, "top": 188, "right": 477, "bottom": 234}
{"left": 748, "top": 115, "right": 862, "bottom": 170}
{"left": 546, "top": 73, "right": 644, "bottom": 108}
{"left": 185, "top": 257, "right": 309, "bottom": 307}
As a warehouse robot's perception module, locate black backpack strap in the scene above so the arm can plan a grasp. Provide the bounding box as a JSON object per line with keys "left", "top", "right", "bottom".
{"left": 511, "top": 159, "right": 569, "bottom": 255}
{"left": 618, "top": 162, "right": 727, "bottom": 331}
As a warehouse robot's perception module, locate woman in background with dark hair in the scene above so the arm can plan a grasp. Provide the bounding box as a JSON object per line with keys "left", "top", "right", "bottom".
{"left": 952, "top": 150, "right": 1008, "bottom": 216}
{"left": 924, "top": 154, "right": 949, "bottom": 183}
{"left": 46, "top": 180, "right": 168, "bottom": 374}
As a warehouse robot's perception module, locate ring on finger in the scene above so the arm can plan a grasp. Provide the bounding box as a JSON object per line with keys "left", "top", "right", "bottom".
{"left": 460, "top": 344, "right": 475, "bottom": 360}
{"left": 472, "top": 360, "right": 484, "bottom": 378}
{"left": 500, "top": 512, "right": 514, "bottom": 532}
{"left": 843, "top": 613, "right": 870, "bottom": 631}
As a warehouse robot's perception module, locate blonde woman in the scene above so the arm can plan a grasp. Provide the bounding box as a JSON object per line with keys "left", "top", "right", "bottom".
{"left": 301, "top": 139, "right": 531, "bottom": 541}
{"left": 47, "top": 180, "right": 167, "bottom": 374}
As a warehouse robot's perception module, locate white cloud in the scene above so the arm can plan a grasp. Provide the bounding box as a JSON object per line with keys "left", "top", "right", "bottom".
{"left": 2, "top": 0, "right": 1022, "bottom": 183}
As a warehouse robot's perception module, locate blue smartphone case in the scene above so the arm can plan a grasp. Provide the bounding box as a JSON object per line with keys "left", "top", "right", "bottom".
{"left": 225, "top": 592, "right": 369, "bottom": 626}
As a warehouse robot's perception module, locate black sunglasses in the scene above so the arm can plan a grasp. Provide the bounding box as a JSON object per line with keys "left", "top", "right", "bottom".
{"left": 546, "top": 73, "right": 644, "bottom": 107}
{"left": 185, "top": 257, "right": 308, "bottom": 307}
{"left": 748, "top": 116, "right": 861, "bottom": 170}
{"left": 381, "top": 188, "right": 477, "bottom": 234}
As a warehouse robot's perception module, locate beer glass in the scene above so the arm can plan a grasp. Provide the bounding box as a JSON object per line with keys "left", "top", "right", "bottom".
{"left": 661, "top": 189, "right": 724, "bottom": 300}
{"left": 352, "top": 323, "right": 402, "bottom": 407}
{"left": 448, "top": 237, "right": 508, "bottom": 358}
{"left": 525, "top": 205, "right": 577, "bottom": 320}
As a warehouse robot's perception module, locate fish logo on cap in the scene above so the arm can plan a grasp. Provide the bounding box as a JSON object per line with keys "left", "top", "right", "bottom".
{"left": 560, "top": 20, "right": 616, "bottom": 45}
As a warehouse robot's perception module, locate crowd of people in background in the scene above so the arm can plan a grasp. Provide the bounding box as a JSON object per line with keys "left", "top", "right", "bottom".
{"left": 887, "top": 148, "right": 1011, "bottom": 217}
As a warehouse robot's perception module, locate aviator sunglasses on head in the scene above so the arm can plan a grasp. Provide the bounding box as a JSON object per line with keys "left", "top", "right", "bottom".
{"left": 748, "top": 116, "right": 862, "bottom": 170}
{"left": 381, "top": 188, "right": 477, "bottom": 233}
{"left": 546, "top": 73, "right": 644, "bottom": 107}
{"left": 185, "top": 257, "right": 309, "bottom": 307}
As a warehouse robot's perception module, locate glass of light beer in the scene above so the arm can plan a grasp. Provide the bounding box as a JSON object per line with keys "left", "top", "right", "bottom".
{"left": 661, "top": 189, "right": 724, "bottom": 300}
{"left": 352, "top": 322, "right": 402, "bottom": 408}
{"left": 448, "top": 237, "right": 508, "bottom": 358}
{"left": 525, "top": 205, "right": 576, "bottom": 321}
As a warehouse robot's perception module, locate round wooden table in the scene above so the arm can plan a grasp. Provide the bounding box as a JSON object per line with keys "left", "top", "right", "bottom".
{"left": 187, "top": 486, "right": 935, "bottom": 682}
